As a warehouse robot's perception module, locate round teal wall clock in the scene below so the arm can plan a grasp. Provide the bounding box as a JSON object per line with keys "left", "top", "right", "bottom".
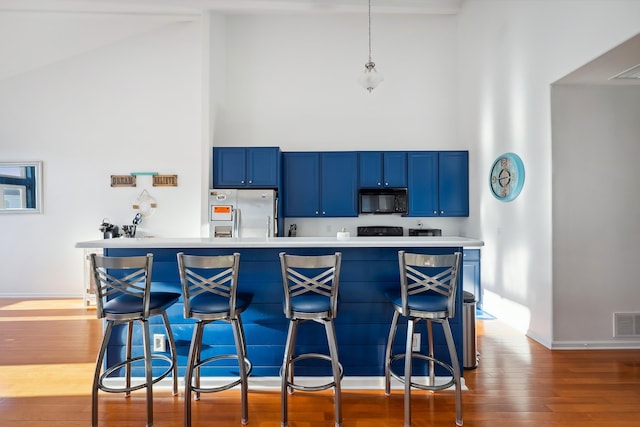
{"left": 489, "top": 152, "right": 525, "bottom": 202}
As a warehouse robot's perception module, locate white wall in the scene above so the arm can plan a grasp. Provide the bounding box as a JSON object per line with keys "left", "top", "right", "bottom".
{"left": 216, "top": 12, "right": 469, "bottom": 237}
{"left": 0, "top": 12, "right": 203, "bottom": 296}
{"left": 457, "top": 0, "right": 640, "bottom": 346}
{"left": 552, "top": 85, "right": 640, "bottom": 347}
{"left": 218, "top": 13, "right": 461, "bottom": 151}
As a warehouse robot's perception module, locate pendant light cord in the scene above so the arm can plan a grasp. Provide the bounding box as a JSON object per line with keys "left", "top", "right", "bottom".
{"left": 368, "top": 0, "right": 372, "bottom": 63}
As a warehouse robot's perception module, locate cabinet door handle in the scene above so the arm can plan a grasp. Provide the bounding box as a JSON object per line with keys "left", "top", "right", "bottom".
{"left": 248, "top": 180, "right": 252, "bottom": 184}
{"left": 440, "top": 210, "right": 444, "bottom": 215}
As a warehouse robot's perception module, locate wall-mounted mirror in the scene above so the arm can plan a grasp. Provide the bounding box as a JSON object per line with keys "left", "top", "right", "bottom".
{"left": 0, "top": 161, "right": 43, "bottom": 214}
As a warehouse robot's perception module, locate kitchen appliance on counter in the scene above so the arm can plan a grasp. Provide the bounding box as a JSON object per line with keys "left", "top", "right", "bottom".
{"left": 99, "top": 219, "right": 120, "bottom": 239}
{"left": 357, "top": 226, "right": 404, "bottom": 237}
{"left": 408, "top": 228, "right": 442, "bottom": 236}
{"left": 209, "top": 189, "right": 277, "bottom": 238}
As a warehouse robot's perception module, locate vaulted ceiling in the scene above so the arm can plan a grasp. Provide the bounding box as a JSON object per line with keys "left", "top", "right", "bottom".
{"left": 0, "top": 0, "right": 465, "bottom": 15}
{"left": 1, "top": 0, "right": 638, "bottom": 85}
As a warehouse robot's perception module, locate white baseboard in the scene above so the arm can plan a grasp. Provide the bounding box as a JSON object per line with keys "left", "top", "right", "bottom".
{"left": 103, "top": 376, "right": 468, "bottom": 392}
{"left": 551, "top": 340, "right": 640, "bottom": 350}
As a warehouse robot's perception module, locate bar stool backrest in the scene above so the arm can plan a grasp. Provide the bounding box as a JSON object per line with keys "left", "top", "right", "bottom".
{"left": 89, "top": 253, "right": 154, "bottom": 319}
{"left": 398, "top": 251, "right": 462, "bottom": 317}
{"left": 279, "top": 252, "right": 342, "bottom": 319}
{"left": 177, "top": 252, "right": 241, "bottom": 319}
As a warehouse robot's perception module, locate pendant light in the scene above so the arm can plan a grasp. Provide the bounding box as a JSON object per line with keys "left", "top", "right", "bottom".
{"left": 359, "top": 0, "right": 383, "bottom": 92}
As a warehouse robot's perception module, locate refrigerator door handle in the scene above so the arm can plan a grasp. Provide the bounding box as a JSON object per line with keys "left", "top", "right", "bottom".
{"left": 266, "top": 216, "right": 271, "bottom": 238}
{"left": 233, "top": 208, "right": 240, "bottom": 238}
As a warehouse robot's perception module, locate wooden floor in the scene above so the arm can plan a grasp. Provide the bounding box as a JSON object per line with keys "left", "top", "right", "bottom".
{"left": 1, "top": 298, "right": 639, "bottom": 426}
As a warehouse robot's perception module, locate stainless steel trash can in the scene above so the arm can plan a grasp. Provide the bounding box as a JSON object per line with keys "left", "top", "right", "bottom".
{"left": 463, "top": 290, "right": 478, "bottom": 369}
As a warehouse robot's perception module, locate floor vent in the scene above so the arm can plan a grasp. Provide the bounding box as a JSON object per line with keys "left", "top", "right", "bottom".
{"left": 613, "top": 312, "right": 640, "bottom": 337}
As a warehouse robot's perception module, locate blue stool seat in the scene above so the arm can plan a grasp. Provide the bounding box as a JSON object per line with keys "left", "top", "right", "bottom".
{"left": 190, "top": 292, "right": 253, "bottom": 315}
{"left": 384, "top": 290, "right": 449, "bottom": 314}
{"left": 288, "top": 294, "right": 332, "bottom": 314}
{"left": 103, "top": 292, "right": 179, "bottom": 315}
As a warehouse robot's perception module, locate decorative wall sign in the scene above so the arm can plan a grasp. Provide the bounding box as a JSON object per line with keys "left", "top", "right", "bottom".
{"left": 153, "top": 175, "right": 178, "bottom": 187}
{"left": 489, "top": 152, "right": 525, "bottom": 202}
{"left": 111, "top": 175, "right": 136, "bottom": 187}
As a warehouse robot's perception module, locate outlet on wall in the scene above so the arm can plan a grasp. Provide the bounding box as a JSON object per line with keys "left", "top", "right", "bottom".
{"left": 412, "top": 333, "right": 421, "bottom": 351}
{"left": 153, "top": 334, "right": 166, "bottom": 352}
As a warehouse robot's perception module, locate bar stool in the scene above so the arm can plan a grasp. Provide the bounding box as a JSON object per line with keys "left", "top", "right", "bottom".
{"left": 278, "top": 252, "right": 343, "bottom": 427}
{"left": 89, "top": 253, "right": 179, "bottom": 427}
{"left": 384, "top": 251, "right": 463, "bottom": 427}
{"left": 177, "top": 252, "right": 253, "bottom": 427}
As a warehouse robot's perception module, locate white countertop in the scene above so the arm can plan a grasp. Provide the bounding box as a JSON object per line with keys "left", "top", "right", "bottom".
{"left": 76, "top": 236, "right": 484, "bottom": 249}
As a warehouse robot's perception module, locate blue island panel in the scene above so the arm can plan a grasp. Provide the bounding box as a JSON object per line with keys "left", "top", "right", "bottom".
{"left": 104, "top": 246, "right": 464, "bottom": 378}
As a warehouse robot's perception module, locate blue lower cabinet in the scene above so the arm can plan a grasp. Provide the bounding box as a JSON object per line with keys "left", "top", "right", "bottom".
{"left": 105, "top": 246, "right": 464, "bottom": 377}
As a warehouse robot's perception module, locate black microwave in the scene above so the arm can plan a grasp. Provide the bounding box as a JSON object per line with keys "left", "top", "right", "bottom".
{"left": 359, "top": 188, "right": 408, "bottom": 214}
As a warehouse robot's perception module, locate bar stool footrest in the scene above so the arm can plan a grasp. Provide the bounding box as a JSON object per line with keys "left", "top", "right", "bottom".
{"left": 98, "top": 353, "right": 175, "bottom": 394}
{"left": 388, "top": 353, "right": 455, "bottom": 391}
{"left": 283, "top": 352, "right": 344, "bottom": 392}
{"left": 190, "top": 354, "right": 253, "bottom": 394}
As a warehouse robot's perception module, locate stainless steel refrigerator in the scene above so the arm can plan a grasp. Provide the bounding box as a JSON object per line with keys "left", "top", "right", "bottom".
{"left": 208, "top": 189, "right": 277, "bottom": 238}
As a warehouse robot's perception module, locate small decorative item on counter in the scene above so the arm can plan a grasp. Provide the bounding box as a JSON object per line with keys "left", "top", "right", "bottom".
{"left": 337, "top": 228, "right": 350, "bottom": 240}
{"left": 122, "top": 213, "right": 143, "bottom": 238}
{"left": 288, "top": 224, "right": 297, "bottom": 237}
{"left": 99, "top": 219, "right": 120, "bottom": 239}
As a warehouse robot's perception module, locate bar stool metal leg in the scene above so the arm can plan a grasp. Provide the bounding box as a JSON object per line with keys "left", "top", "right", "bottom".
{"left": 184, "top": 322, "right": 204, "bottom": 427}
{"left": 161, "top": 311, "right": 179, "bottom": 396}
{"left": 384, "top": 311, "right": 400, "bottom": 396}
{"left": 427, "top": 319, "right": 436, "bottom": 387}
{"left": 281, "top": 320, "right": 296, "bottom": 427}
{"left": 442, "top": 318, "right": 463, "bottom": 426}
{"left": 125, "top": 322, "right": 133, "bottom": 398}
{"left": 92, "top": 322, "right": 112, "bottom": 427}
{"left": 403, "top": 318, "right": 415, "bottom": 427}
{"left": 141, "top": 319, "right": 154, "bottom": 427}
{"left": 232, "top": 317, "right": 249, "bottom": 425}
{"left": 324, "top": 319, "right": 342, "bottom": 427}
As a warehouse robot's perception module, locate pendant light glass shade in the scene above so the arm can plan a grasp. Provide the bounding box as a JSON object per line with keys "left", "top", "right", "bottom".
{"left": 359, "top": 0, "right": 382, "bottom": 92}
{"left": 359, "top": 61, "right": 384, "bottom": 92}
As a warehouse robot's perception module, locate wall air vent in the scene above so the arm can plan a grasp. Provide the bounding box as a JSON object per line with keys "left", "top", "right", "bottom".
{"left": 610, "top": 64, "right": 640, "bottom": 80}
{"left": 613, "top": 312, "right": 640, "bottom": 337}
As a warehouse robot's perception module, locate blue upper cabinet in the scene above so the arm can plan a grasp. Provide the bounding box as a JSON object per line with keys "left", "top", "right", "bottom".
{"left": 408, "top": 151, "right": 469, "bottom": 217}
{"left": 439, "top": 151, "right": 469, "bottom": 216}
{"left": 283, "top": 151, "right": 358, "bottom": 217}
{"left": 359, "top": 151, "right": 407, "bottom": 188}
{"left": 283, "top": 152, "right": 320, "bottom": 217}
{"left": 213, "top": 147, "right": 280, "bottom": 188}
{"left": 321, "top": 152, "right": 358, "bottom": 216}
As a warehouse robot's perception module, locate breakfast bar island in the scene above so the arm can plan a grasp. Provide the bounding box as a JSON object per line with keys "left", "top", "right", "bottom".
{"left": 77, "top": 236, "right": 483, "bottom": 385}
